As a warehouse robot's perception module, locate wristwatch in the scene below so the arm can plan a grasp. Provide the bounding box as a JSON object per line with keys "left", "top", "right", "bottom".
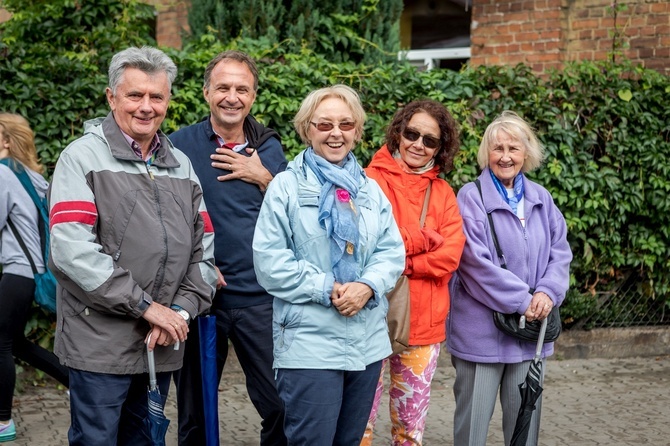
{"left": 171, "top": 305, "right": 190, "bottom": 323}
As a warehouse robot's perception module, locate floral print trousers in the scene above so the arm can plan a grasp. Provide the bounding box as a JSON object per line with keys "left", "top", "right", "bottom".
{"left": 360, "top": 343, "right": 441, "bottom": 446}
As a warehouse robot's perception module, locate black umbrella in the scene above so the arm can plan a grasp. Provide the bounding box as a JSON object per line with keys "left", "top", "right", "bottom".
{"left": 510, "top": 318, "right": 548, "bottom": 446}
{"left": 145, "top": 339, "right": 170, "bottom": 446}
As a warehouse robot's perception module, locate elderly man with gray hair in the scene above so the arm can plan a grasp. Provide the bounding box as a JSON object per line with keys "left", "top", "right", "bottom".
{"left": 49, "top": 46, "right": 218, "bottom": 445}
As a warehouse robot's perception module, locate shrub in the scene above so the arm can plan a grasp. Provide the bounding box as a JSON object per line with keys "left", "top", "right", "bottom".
{"left": 1, "top": 2, "right": 669, "bottom": 332}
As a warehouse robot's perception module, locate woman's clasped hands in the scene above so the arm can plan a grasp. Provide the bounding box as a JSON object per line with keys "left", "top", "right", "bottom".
{"left": 523, "top": 291, "right": 554, "bottom": 322}
{"left": 331, "top": 281, "right": 374, "bottom": 317}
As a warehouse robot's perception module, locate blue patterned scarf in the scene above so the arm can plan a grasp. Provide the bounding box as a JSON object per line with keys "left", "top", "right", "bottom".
{"left": 304, "top": 148, "right": 362, "bottom": 283}
{"left": 490, "top": 169, "right": 524, "bottom": 215}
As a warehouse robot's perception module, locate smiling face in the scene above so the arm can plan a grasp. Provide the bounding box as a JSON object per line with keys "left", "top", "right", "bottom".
{"left": 106, "top": 68, "right": 170, "bottom": 149}
{"left": 398, "top": 112, "right": 441, "bottom": 169}
{"left": 488, "top": 130, "right": 528, "bottom": 187}
{"left": 308, "top": 97, "right": 357, "bottom": 165}
{"left": 203, "top": 59, "right": 256, "bottom": 134}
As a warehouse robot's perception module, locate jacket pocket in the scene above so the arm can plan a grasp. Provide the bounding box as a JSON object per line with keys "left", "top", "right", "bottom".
{"left": 100, "top": 190, "right": 138, "bottom": 261}
{"left": 430, "top": 277, "right": 449, "bottom": 327}
{"left": 273, "top": 301, "right": 303, "bottom": 354}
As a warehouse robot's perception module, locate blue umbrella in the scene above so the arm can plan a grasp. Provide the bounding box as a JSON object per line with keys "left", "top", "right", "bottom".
{"left": 146, "top": 341, "right": 170, "bottom": 446}
{"left": 198, "top": 314, "right": 219, "bottom": 446}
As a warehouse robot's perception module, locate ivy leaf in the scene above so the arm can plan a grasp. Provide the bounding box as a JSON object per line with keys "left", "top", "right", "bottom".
{"left": 617, "top": 89, "right": 633, "bottom": 102}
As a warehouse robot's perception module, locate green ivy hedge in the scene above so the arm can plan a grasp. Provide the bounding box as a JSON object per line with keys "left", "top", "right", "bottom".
{"left": 1, "top": 3, "right": 669, "bottom": 332}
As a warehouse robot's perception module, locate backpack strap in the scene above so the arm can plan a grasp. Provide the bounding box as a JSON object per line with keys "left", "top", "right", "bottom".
{"left": 6, "top": 217, "right": 38, "bottom": 275}
{"left": 0, "top": 159, "right": 48, "bottom": 221}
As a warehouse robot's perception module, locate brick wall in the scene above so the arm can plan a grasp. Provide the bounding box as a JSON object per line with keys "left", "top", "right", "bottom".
{"left": 2, "top": 1, "right": 667, "bottom": 74}
{"left": 0, "top": 9, "right": 11, "bottom": 23}
{"left": 0, "top": 1, "right": 191, "bottom": 49}
{"left": 146, "top": 0, "right": 191, "bottom": 49}
{"left": 471, "top": 0, "right": 670, "bottom": 75}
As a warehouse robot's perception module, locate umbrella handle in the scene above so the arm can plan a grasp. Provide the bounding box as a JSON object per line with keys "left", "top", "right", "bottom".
{"left": 146, "top": 334, "right": 158, "bottom": 390}
{"left": 534, "top": 317, "right": 548, "bottom": 362}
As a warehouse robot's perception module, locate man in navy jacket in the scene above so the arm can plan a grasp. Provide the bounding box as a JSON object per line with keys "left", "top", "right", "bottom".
{"left": 170, "top": 50, "right": 287, "bottom": 446}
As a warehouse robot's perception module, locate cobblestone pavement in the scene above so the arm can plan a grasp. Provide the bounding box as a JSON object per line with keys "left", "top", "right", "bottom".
{"left": 10, "top": 352, "right": 670, "bottom": 445}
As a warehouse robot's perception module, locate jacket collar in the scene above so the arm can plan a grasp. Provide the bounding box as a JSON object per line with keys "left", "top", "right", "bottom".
{"left": 479, "top": 167, "right": 543, "bottom": 214}
{"left": 199, "top": 114, "right": 281, "bottom": 148}
{"left": 289, "top": 149, "right": 369, "bottom": 187}
{"left": 368, "top": 144, "right": 439, "bottom": 186}
{"left": 99, "top": 112, "right": 180, "bottom": 168}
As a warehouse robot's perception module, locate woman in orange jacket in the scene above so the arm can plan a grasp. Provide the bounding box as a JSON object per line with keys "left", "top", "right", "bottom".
{"left": 362, "top": 99, "right": 465, "bottom": 445}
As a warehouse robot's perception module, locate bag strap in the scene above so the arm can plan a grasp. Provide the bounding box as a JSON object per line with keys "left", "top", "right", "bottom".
{"left": 419, "top": 182, "right": 431, "bottom": 227}
{"left": 6, "top": 217, "right": 38, "bottom": 275}
{"left": 0, "top": 159, "right": 48, "bottom": 221}
{"left": 474, "top": 179, "right": 507, "bottom": 269}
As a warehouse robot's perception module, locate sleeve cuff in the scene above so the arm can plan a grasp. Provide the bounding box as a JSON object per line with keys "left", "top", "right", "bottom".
{"left": 357, "top": 278, "right": 379, "bottom": 310}
{"left": 320, "top": 272, "right": 335, "bottom": 307}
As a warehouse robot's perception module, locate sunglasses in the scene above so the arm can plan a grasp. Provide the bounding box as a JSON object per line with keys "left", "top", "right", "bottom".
{"left": 310, "top": 121, "right": 356, "bottom": 132}
{"left": 402, "top": 128, "right": 440, "bottom": 149}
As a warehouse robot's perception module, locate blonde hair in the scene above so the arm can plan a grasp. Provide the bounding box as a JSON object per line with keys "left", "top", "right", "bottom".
{"left": 293, "top": 84, "right": 366, "bottom": 146}
{"left": 477, "top": 110, "right": 545, "bottom": 173}
{"left": 0, "top": 113, "right": 44, "bottom": 174}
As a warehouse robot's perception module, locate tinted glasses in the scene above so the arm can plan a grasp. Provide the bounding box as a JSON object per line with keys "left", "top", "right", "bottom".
{"left": 402, "top": 128, "right": 440, "bottom": 149}
{"left": 310, "top": 121, "right": 356, "bottom": 132}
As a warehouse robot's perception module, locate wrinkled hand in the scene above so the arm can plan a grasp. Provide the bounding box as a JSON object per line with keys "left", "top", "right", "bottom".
{"left": 142, "top": 302, "right": 189, "bottom": 351}
{"left": 523, "top": 291, "right": 553, "bottom": 322}
{"left": 331, "top": 282, "right": 373, "bottom": 317}
{"left": 211, "top": 147, "right": 273, "bottom": 190}
{"left": 421, "top": 227, "right": 444, "bottom": 252}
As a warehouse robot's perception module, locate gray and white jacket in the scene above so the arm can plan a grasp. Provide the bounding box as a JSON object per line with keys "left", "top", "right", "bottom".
{"left": 49, "top": 113, "right": 217, "bottom": 374}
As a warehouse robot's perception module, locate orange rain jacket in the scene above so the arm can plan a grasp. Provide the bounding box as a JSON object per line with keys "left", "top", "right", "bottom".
{"left": 366, "top": 145, "right": 465, "bottom": 345}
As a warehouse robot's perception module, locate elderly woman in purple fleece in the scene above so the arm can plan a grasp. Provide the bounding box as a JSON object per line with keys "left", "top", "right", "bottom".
{"left": 447, "top": 111, "right": 572, "bottom": 446}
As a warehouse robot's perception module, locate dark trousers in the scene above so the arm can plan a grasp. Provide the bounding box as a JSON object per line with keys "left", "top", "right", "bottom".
{"left": 68, "top": 368, "right": 171, "bottom": 446}
{"left": 276, "top": 360, "right": 383, "bottom": 446}
{"left": 0, "top": 273, "right": 69, "bottom": 420}
{"left": 174, "top": 301, "right": 286, "bottom": 446}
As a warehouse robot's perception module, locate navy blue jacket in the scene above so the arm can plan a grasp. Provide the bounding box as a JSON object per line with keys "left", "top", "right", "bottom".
{"left": 170, "top": 116, "right": 287, "bottom": 309}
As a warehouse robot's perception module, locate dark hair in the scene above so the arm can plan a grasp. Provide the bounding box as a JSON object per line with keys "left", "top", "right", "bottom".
{"left": 203, "top": 50, "right": 259, "bottom": 91}
{"left": 385, "top": 99, "right": 460, "bottom": 173}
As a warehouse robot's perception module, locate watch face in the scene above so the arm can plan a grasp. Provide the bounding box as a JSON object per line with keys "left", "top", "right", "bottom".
{"left": 178, "top": 310, "right": 190, "bottom": 321}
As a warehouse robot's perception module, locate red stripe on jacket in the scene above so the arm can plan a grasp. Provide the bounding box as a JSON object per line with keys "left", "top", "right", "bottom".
{"left": 50, "top": 201, "right": 98, "bottom": 228}
{"left": 199, "top": 211, "right": 214, "bottom": 233}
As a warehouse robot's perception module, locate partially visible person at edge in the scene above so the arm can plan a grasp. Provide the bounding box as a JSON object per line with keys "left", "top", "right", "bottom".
{"left": 361, "top": 99, "right": 466, "bottom": 446}
{"left": 447, "top": 111, "right": 572, "bottom": 446}
{"left": 48, "top": 46, "right": 218, "bottom": 446}
{"left": 252, "top": 84, "right": 405, "bottom": 446}
{"left": 0, "top": 113, "right": 70, "bottom": 443}
{"left": 169, "top": 50, "right": 288, "bottom": 446}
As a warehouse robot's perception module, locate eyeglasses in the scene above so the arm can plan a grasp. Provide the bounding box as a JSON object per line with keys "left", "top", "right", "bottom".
{"left": 402, "top": 128, "right": 440, "bottom": 149}
{"left": 310, "top": 121, "right": 356, "bottom": 132}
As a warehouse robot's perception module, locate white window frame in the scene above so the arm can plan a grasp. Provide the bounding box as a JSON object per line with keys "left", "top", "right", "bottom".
{"left": 398, "top": 47, "right": 471, "bottom": 70}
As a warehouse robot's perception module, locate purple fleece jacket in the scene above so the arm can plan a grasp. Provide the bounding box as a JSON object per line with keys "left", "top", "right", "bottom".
{"left": 447, "top": 168, "right": 572, "bottom": 363}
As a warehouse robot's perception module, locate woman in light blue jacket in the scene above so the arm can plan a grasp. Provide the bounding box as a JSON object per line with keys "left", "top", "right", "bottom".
{"left": 252, "top": 85, "right": 405, "bottom": 446}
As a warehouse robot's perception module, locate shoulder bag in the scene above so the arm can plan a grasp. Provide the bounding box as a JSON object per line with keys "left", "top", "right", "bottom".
{"left": 474, "top": 179, "right": 561, "bottom": 343}
{"left": 386, "top": 182, "right": 431, "bottom": 355}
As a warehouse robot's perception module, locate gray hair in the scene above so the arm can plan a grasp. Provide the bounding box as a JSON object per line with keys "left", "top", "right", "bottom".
{"left": 477, "top": 110, "right": 545, "bottom": 173}
{"left": 293, "top": 84, "right": 366, "bottom": 146}
{"left": 108, "top": 46, "right": 178, "bottom": 94}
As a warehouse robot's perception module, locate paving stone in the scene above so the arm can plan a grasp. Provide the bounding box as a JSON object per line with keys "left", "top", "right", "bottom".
{"left": 10, "top": 350, "right": 670, "bottom": 445}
